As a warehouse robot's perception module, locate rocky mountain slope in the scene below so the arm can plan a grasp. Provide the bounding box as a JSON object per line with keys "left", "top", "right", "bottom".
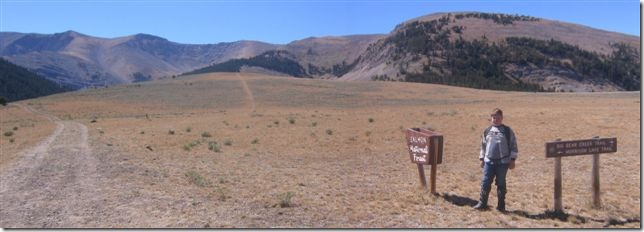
{"left": 1, "top": 31, "right": 278, "bottom": 89}
{"left": 340, "top": 12, "right": 640, "bottom": 92}
{"left": 2, "top": 12, "right": 640, "bottom": 92}
{"left": 185, "top": 34, "right": 383, "bottom": 78}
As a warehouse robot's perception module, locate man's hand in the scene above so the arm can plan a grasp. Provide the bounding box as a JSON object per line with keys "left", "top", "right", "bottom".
{"left": 509, "top": 160, "right": 516, "bottom": 169}
{"left": 479, "top": 160, "right": 484, "bottom": 168}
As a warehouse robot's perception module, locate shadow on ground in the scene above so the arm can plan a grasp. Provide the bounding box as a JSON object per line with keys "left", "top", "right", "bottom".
{"left": 440, "top": 193, "right": 640, "bottom": 227}
{"left": 441, "top": 192, "right": 478, "bottom": 207}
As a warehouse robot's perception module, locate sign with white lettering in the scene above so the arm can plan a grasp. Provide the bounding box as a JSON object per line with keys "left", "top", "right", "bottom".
{"left": 546, "top": 137, "right": 618, "bottom": 212}
{"left": 405, "top": 127, "right": 444, "bottom": 193}
{"left": 406, "top": 128, "right": 443, "bottom": 165}
{"left": 546, "top": 138, "right": 617, "bottom": 158}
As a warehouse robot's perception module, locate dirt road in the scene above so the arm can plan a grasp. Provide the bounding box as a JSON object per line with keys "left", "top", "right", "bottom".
{"left": 237, "top": 73, "right": 256, "bottom": 113}
{"left": 0, "top": 104, "right": 102, "bottom": 228}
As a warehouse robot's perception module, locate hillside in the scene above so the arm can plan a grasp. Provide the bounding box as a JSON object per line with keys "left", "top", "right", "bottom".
{"left": 1, "top": 72, "right": 639, "bottom": 228}
{"left": 185, "top": 35, "right": 383, "bottom": 78}
{"left": 2, "top": 12, "right": 640, "bottom": 92}
{"left": 0, "top": 31, "right": 382, "bottom": 89}
{"left": 341, "top": 12, "right": 640, "bottom": 92}
{"left": 185, "top": 50, "right": 309, "bottom": 77}
{"left": 0, "top": 31, "right": 278, "bottom": 89}
{"left": 0, "top": 58, "right": 69, "bottom": 102}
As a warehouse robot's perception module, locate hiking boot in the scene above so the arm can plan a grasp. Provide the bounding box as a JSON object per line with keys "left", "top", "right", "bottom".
{"left": 473, "top": 201, "right": 489, "bottom": 210}
{"left": 473, "top": 190, "right": 490, "bottom": 210}
{"left": 496, "top": 188, "right": 506, "bottom": 212}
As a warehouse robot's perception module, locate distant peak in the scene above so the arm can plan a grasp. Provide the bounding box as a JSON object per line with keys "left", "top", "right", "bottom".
{"left": 57, "top": 30, "right": 87, "bottom": 37}
{"left": 132, "top": 33, "right": 168, "bottom": 42}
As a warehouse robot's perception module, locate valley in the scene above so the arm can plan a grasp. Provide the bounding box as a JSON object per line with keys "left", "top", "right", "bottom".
{"left": 0, "top": 72, "right": 639, "bottom": 228}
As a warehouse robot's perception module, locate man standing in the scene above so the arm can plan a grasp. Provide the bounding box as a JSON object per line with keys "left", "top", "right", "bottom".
{"left": 474, "top": 108, "right": 518, "bottom": 212}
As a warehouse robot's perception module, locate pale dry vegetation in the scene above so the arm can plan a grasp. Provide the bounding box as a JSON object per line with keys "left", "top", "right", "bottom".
{"left": 1, "top": 72, "right": 639, "bottom": 228}
{"left": 0, "top": 104, "right": 56, "bottom": 170}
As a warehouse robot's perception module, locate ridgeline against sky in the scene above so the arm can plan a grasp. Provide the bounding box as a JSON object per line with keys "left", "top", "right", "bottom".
{"left": 0, "top": 1, "right": 639, "bottom": 45}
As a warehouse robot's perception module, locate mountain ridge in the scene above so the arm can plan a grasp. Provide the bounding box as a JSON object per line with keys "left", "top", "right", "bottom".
{"left": 339, "top": 12, "right": 639, "bottom": 92}
{"left": 1, "top": 11, "right": 640, "bottom": 92}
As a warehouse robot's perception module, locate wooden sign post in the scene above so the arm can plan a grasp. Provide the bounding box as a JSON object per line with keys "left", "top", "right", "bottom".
{"left": 405, "top": 128, "right": 443, "bottom": 194}
{"left": 545, "top": 137, "right": 617, "bottom": 212}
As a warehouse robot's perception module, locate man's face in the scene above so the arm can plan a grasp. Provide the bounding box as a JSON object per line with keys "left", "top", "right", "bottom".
{"left": 491, "top": 113, "right": 503, "bottom": 125}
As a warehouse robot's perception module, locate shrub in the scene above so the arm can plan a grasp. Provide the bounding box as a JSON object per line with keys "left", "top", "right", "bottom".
{"left": 251, "top": 138, "right": 259, "bottom": 144}
{"left": 4, "top": 131, "right": 13, "bottom": 137}
{"left": 183, "top": 140, "right": 201, "bottom": 151}
{"left": 311, "top": 122, "right": 317, "bottom": 127}
{"left": 12, "top": 126, "right": 18, "bottom": 131}
{"left": 326, "top": 129, "right": 333, "bottom": 135}
{"left": 224, "top": 139, "right": 232, "bottom": 146}
{"left": 280, "top": 192, "right": 295, "bottom": 208}
{"left": 288, "top": 118, "right": 295, "bottom": 124}
{"left": 9, "top": 138, "right": 14, "bottom": 143}
{"left": 368, "top": 118, "right": 374, "bottom": 123}
{"left": 441, "top": 110, "right": 457, "bottom": 116}
{"left": 185, "top": 171, "right": 209, "bottom": 187}
{"left": 168, "top": 129, "right": 175, "bottom": 135}
{"left": 214, "top": 186, "right": 228, "bottom": 201}
{"left": 201, "top": 132, "right": 212, "bottom": 138}
{"left": 186, "top": 127, "right": 192, "bottom": 132}
{"left": 208, "top": 141, "right": 221, "bottom": 153}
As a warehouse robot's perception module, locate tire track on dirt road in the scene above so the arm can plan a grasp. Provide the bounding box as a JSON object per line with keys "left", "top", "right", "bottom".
{"left": 0, "top": 104, "right": 102, "bottom": 228}
{"left": 237, "top": 73, "right": 256, "bottom": 113}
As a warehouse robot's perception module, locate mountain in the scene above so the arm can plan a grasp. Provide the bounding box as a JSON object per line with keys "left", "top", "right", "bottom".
{"left": 185, "top": 34, "right": 384, "bottom": 78}
{"left": 0, "top": 58, "right": 70, "bottom": 102}
{"left": 340, "top": 12, "right": 640, "bottom": 92}
{"left": 2, "top": 12, "right": 640, "bottom": 92}
{"left": 0, "top": 30, "right": 382, "bottom": 89}
{"left": 280, "top": 35, "right": 384, "bottom": 78}
{"left": 1, "top": 31, "right": 278, "bottom": 89}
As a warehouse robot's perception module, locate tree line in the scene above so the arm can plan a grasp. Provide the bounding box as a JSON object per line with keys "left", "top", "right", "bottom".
{"left": 184, "top": 50, "right": 308, "bottom": 78}
{"left": 0, "top": 58, "right": 70, "bottom": 104}
{"left": 184, "top": 50, "right": 360, "bottom": 79}
{"left": 383, "top": 15, "right": 640, "bottom": 91}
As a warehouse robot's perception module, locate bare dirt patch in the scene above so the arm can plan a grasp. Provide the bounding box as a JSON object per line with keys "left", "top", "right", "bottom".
{"left": 0, "top": 116, "right": 102, "bottom": 227}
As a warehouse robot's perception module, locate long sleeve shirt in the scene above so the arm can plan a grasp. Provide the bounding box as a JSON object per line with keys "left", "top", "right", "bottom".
{"left": 479, "top": 124, "right": 518, "bottom": 164}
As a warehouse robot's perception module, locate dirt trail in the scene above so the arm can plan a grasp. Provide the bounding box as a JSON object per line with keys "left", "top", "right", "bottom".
{"left": 0, "top": 104, "right": 102, "bottom": 228}
{"left": 237, "top": 73, "right": 256, "bottom": 113}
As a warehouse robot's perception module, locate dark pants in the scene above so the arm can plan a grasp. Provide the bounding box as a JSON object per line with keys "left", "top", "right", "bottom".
{"left": 481, "top": 161, "right": 509, "bottom": 193}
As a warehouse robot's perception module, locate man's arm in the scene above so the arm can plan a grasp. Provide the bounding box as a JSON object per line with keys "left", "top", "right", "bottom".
{"left": 480, "top": 130, "right": 486, "bottom": 168}
{"left": 509, "top": 128, "right": 518, "bottom": 169}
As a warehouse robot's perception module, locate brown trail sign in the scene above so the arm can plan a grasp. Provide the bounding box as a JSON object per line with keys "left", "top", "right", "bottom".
{"left": 545, "top": 137, "right": 617, "bottom": 212}
{"left": 405, "top": 128, "right": 443, "bottom": 194}
{"left": 546, "top": 138, "right": 617, "bottom": 158}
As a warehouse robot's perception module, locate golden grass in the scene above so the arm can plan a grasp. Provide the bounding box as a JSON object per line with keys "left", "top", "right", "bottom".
{"left": 0, "top": 104, "right": 56, "bottom": 169}
{"left": 3, "top": 72, "right": 640, "bottom": 228}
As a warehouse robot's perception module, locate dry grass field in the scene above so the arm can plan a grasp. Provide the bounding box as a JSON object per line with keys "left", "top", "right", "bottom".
{"left": 0, "top": 72, "right": 640, "bottom": 228}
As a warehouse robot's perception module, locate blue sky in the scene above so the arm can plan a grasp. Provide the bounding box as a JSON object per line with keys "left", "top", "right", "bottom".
{"left": 0, "top": 0, "right": 640, "bottom": 45}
